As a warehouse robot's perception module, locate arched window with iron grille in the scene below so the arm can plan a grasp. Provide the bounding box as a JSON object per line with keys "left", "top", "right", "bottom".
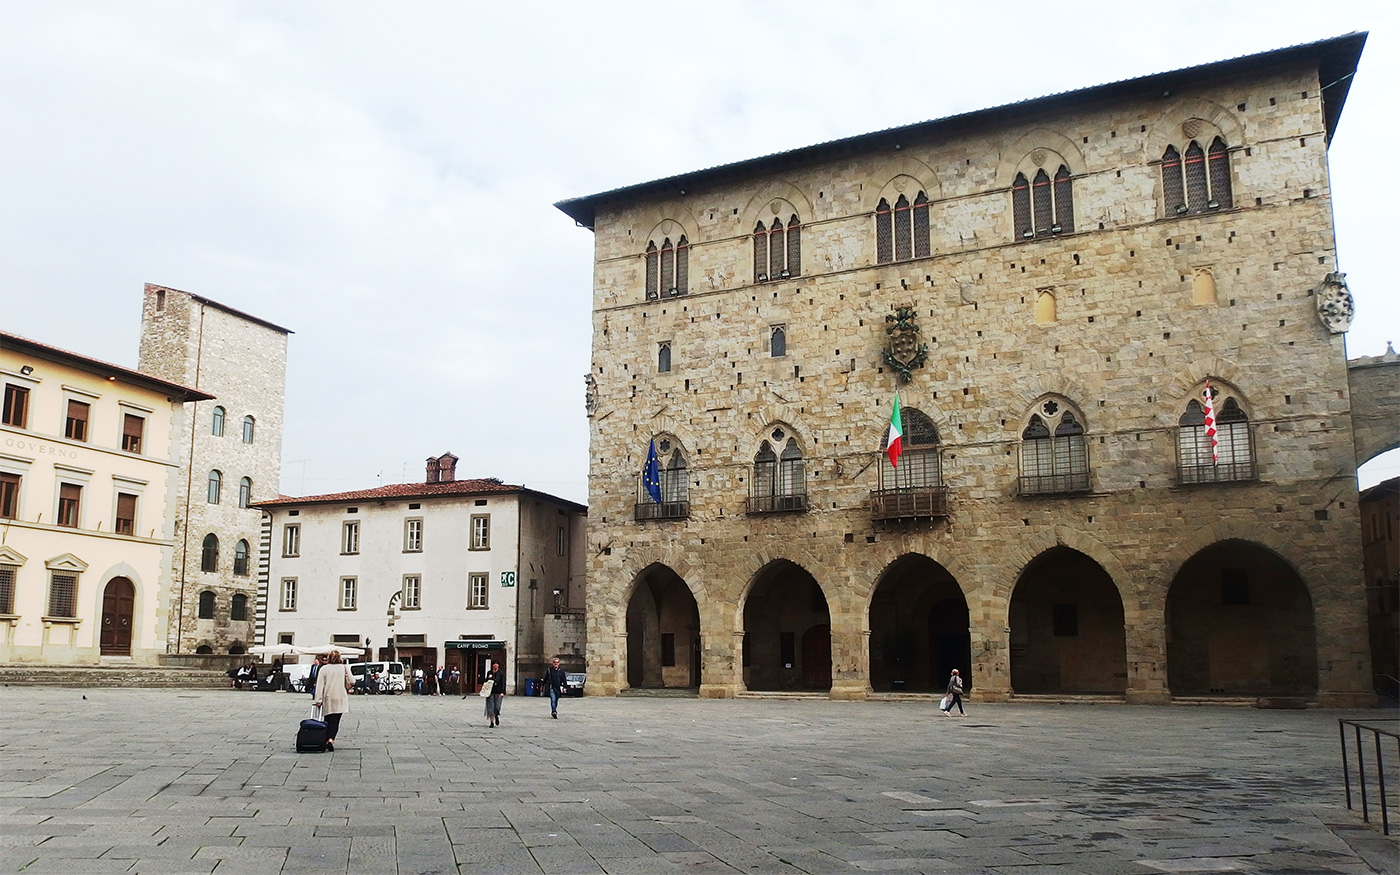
{"left": 1177, "top": 392, "right": 1254, "bottom": 484}
{"left": 1019, "top": 405, "right": 1089, "bottom": 495}
{"left": 873, "top": 407, "right": 946, "bottom": 519}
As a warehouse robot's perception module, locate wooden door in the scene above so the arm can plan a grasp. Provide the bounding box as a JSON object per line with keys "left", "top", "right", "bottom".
{"left": 801, "top": 624, "right": 831, "bottom": 689}
{"left": 100, "top": 577, "right": 135, "bottom": 655}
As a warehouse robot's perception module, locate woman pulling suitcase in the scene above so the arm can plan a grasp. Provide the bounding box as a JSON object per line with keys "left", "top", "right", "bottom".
{"left": 312, "top": 650, "right": 354, "bottom": 750}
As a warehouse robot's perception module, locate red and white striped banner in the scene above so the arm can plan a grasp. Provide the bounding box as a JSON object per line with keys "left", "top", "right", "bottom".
{"left": 1202, "top": 381, "right": 1219, "bottom": 464}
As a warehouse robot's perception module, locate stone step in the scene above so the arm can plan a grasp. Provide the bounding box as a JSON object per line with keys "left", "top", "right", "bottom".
{"left": 0, "top": 664, "right": 230, "bottom": 689}
{"left": 618, "top": 687, "right": 699, "bottom": 698}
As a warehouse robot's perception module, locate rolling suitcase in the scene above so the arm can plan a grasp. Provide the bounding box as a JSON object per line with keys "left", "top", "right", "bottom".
{"left": 296, "top": 706, "right": 328, "bottom": 752}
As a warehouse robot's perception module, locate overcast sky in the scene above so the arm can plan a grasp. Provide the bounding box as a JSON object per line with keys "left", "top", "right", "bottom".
{"left": 3, "top": 1, "right": 1396, "bottom": 502}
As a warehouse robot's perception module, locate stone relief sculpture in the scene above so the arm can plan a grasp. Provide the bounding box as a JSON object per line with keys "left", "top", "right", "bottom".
{"left": 1315, "top": 271, "right": 1354, "bottom": 334}
{"left": 882, "top": 305, "right": 929, "bottom": 384}
{"left": 584, "top": 373, "right": 597, "bottom": 417}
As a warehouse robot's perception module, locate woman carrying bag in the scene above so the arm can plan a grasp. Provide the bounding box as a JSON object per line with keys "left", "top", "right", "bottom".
{"left": 313, "top": 650, "right": 354, "bottom": 750}
{"left": 482, "top": 660, "right": 506, "bottom": 727}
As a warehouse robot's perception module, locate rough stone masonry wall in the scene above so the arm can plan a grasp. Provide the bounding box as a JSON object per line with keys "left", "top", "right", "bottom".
{"left": 138, "top": 286, "right": 288, "bottom": 655}
{"left": 582, "top": 62, "right": 1372, "bottom": 705}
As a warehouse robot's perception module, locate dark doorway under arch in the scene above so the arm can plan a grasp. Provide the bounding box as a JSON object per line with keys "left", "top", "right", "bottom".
{"left": 743, "top": 560, "right": 830, "bottom": 691}
{"left": 625, "top": 565, "right": 701, "bottom": 689}
{"left": 1009, "top": 547, "right": 1126, "bottom": 694}
{"left": 1167, "top": 540, "right": 1317, "bottom": 696}
{"left": 870, "top": 555, "right": 969, "bottom": 693}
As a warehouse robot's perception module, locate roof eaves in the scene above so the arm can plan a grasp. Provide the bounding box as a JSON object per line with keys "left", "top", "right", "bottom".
{"left": 1, "top": 331, "right": 216, "bottom": 402}
{"left": 554, "top": 32, "right": 1366, "bottom": 229}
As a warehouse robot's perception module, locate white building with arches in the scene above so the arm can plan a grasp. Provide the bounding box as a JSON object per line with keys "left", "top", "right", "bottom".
{"left": 560, "top": 35, "right": 1379, "bottom": 705}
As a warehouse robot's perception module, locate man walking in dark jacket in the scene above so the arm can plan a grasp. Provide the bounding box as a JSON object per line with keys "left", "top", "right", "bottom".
{"left": 543, "top": 657, "right": 568, "bottom": 719}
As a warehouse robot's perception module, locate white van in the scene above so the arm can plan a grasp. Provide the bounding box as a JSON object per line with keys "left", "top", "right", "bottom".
{"left": 349, "top": 661, "right": 407, "bottom": 693}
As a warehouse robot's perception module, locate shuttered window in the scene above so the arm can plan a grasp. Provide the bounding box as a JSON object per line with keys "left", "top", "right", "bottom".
{"left": 65, "top": 400, "right": 89, "bottom": 442}
{"left": 122, "top": 414, "right": 144, "bottom": 454}
{"left": 57, "top": 483, "right": 81, "bottom": 527}
{"left": 115, "top": 493, "right": 137, "bottom": 536}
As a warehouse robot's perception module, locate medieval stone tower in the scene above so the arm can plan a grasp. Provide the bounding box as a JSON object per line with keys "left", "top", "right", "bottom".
{"left": 137, "top": 284, "right": 290, "bottom": 655}
{"left": 559, "top": 34, "right": 1375, "bottom": 706}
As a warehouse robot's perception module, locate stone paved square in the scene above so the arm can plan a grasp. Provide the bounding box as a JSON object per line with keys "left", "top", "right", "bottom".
{"left": 0, "top": 688, "right": 1395, "bottom": 874}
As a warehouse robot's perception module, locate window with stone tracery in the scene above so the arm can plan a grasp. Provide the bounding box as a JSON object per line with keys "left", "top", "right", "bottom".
{"left": 645, "top": 235, "right": 689, "bottom": 299}
{"left": 1162, "top": 137, "right": 1232, "bottom": 216}
{"left": 1019, "top": 400, "right": 1089, "bottom": 495}
{"left": 875, "top": 192, "right": 930, "bottom": 263}
{"left": 753, "top": 215, "right": 801, "bottom": 281}
{"left": 1013, "top": 166, "right": 1074, "bottom": 239}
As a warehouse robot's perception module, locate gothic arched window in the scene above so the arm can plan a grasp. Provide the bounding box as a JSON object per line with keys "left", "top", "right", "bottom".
{"left": 1163, "top": 138, "right": 1232, "bottom": 215}
{"left": 635, "top": 437, "right": 690, "bottom": 520}
{"left": 754, "top": 215, "right": 801, "bottom": 281}
{"left": 1177, "top": 390, "right": 1254, "bottom": 483}
{"left": 644, "top": 234, "right": 689, "bottom": 299}
{"left": 749, "top": 430, "right": 806, "bottom": 513}
{"left": 876, "top": 192, "right": 930, "bottom": 263}
{"left": 1019, "top": 403, "right": 1089, "bottom": 495}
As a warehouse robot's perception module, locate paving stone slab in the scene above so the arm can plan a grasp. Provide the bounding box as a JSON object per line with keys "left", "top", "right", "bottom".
{"left": 0, "top": 689, "right": 1395, "bottom": 875}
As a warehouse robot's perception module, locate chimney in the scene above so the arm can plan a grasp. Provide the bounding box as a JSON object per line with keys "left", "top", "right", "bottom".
{"left": 425, "top": 456, "right": 441, "bottom": 483}
{"left": 438, "top": 453, "right": 459, "bottom": 483}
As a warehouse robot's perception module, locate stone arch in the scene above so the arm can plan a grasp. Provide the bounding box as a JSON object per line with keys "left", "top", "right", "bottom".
{"left": 748, "top": 419, "right": 807, "bottom": 458}
{"left": 996, "top": 129, "right": 1087, "bottom": 188}
{"left": 740, "top": 557, "right": 832, "bottom": 691}
{"left": 623, "top": 561, "right": 704, "bottom": 690}
{"left": 868, "top": 552, "right": 970, "bottom": 693}
{"left": 864, "top": 154, "right": 942, "bottom": 210}
{"left": 739, "top": 181, "right": 813, "bottom": 231}
{"left": 1008, "top": 546, "right": 1127, "bottom": 694}
{"left": 992, "top": 526, "right": 1133, "bottom": 607}
{"left": 1146, "top": 520, "right": 1316, "bottom": 597}
{"left": 638, "top": 205, "right": 700, "bottom": 248}
{"left": 1164, "top": 538, "right": 1317, "bottom": 696}
{"left": 1155, "top": 366, "right": 1245, "bottom": 424}
{"left": 1012, "top": 381, "right": 1091, "bottom": 413}
{"left": 1143, "top": 99, "right": 1245, "bottom": 163}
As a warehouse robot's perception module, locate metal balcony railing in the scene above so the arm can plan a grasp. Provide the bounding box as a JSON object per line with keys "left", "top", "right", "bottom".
{"left": 870, "top": 487, "right": 949, "bottom": 521}
{"left": 1176, "top": 459, "right": 1258, "bottom": 485}
{"left": 746, "top": 493, "right": 808, "bottom": 515}
{"left": 634, "top": 500, "right": 690, "bottom": 522}
{"left": 1017, "top": 472, "right": 1091, "bottom": 496}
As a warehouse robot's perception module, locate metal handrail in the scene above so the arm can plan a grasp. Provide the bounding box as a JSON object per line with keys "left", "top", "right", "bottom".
{"left": 1339, "top": 718, "right": 1400, "bottom": 835}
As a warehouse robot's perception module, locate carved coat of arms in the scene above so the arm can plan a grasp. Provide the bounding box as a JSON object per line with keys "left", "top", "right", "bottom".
{"left": 1315, "top": 271, "right": 1353, "bottom": 334}
{"left": 882, "top": 306, "right": 929, "bottom": 384}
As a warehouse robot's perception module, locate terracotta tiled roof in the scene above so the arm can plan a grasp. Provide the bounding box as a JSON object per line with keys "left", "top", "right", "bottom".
{"left": 2, "top": 330, "right": 215, "bottom": 402}
{"left": 254, "top": 478, "right": 518, "bottom": 508}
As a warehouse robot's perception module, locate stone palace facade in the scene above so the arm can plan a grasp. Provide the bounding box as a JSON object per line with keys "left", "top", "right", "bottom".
{"left": 558, "top": 34, "right": 1376, "bottom": 705}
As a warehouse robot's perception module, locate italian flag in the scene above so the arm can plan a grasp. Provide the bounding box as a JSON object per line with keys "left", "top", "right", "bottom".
{"left": 886, "top": 393, "right": 904, "bottom": 468}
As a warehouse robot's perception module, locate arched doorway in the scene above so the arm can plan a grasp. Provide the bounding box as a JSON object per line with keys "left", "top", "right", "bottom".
{"left": 100, "top": 577, "right": 135, "bottom": 656}
{"left": 624, "top": 564, "right": 700, "bottom": 689}
{"left": 869, "top": 555, "right": 969, "bottom": 692}
{"left": 1009, "top": 547, "right": 1126, "bottom": 693}
{"left": 1166, "top": 540, "right": 1317, "bottom": 696}
{"left": 742, "top": 560, "right": 830, "bottom": 691}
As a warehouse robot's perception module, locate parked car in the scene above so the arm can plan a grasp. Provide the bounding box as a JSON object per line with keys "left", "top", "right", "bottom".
{"left": 564, "top": 672, "right": 586, "bottom": 696}
{"left": 350, "top": 661, "right": 407, "bottom": 694}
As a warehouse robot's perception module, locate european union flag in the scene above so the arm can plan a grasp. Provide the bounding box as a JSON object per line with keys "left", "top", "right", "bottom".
{"left": 642, "top": 439, "right": 662, "bottom": 503}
